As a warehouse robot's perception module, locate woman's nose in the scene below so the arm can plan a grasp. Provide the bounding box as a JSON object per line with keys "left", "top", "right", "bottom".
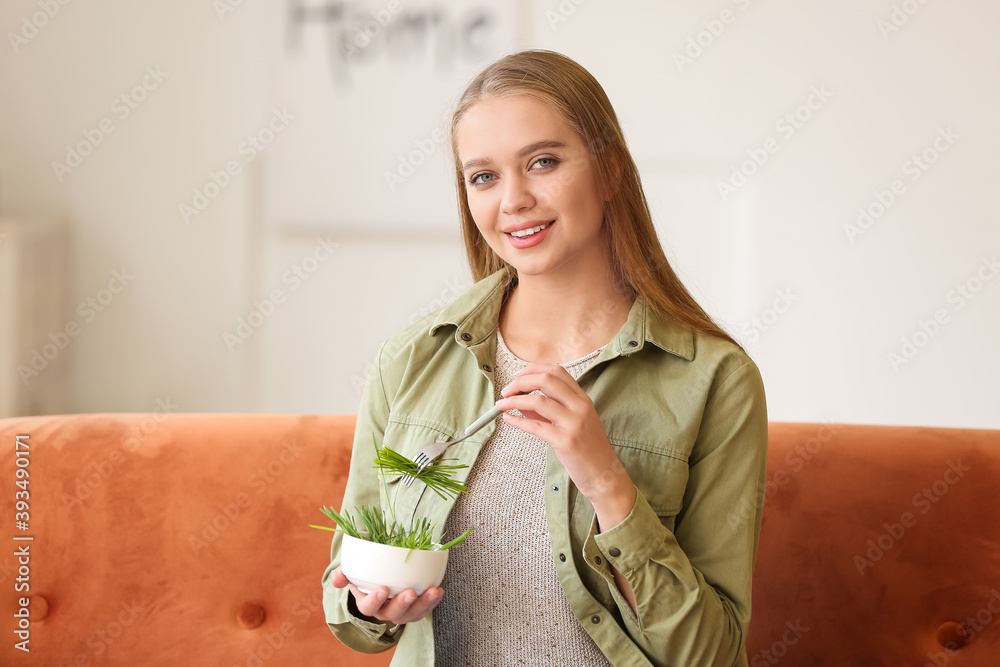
{"left": 499, "top": 174, "right": 535, "bottom": 215}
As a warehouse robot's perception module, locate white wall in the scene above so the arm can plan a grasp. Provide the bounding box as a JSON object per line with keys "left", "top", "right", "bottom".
{"left": 1, "top": 0, "right": 997, "bottom": 428}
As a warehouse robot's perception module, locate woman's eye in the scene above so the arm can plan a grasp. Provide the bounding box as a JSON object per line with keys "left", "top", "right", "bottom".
{"left": 533, "top": 157, "right": 559, "bottom": 169}
{"left": 469, "top": 172, "right": 495, "bottom": 185}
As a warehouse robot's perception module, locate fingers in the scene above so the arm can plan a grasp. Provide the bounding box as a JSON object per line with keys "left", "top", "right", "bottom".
{"left": 502, "top": 364, "right": 588, "bottom": 404}
{"left": 514, "top": 363, "right": 587, "bottom": 393}
{"left": 497, "top": 370, "right": 581, "bottom": 427}
{"left": 336, "top": 564, "right": 446, "bottom": 625}
{"left": 349, "top": 583, "right": 445, "bottom": 626}
{"left": 498, "top": 392, "right": 571, "bottom": 427}
{"left": 349, "top": 583, "right": 391, "bottom": 618}
{"left": 386, "top": 586, "right": 444, "bottom": 625}
{"left": 330, "top": 565, "right": 350, "bottom": 588}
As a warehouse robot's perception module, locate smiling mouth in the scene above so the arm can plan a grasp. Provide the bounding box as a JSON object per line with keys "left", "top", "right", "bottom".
{"left": 507, "top": 221, "right": 554, "bottom": 238}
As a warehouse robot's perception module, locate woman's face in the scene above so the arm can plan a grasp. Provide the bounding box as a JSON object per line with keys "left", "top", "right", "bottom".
{"left": 455, "top": 95, "right": 609, "bottom": 281}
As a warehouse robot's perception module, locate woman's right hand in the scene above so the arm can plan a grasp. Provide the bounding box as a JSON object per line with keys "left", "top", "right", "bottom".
{"left": 330, "top": 565, "right": 444, "bottom": 625}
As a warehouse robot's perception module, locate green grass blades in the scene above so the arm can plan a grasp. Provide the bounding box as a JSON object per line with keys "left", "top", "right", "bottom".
{"left": 438, "top": 527, "right": 475, "bottom": 551}
{"left": 311, "top": 435, "right": 475, "bottom": 552}
{"left": 310, "top": 504, "right": 362, "bottom": 538}
{"left": 372, "top": 444, "right": 470, "bottom": 501}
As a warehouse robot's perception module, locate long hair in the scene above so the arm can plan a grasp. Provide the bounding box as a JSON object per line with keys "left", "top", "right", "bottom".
{"left": 448, "top": 49, "right": 743, "bottom": 352}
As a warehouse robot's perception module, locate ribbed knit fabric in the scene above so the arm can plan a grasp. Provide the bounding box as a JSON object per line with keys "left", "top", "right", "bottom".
{"left": 433, "top": 328, "right": 613, "bottom": 666}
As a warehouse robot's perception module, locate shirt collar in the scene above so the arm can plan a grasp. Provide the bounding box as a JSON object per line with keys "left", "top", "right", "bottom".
{"left": 428, "top": 269, "right": 694, "bottom": 361}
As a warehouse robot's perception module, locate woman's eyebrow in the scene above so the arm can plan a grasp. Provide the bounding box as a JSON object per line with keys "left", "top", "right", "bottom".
{"left": 461, "top": 140, "right": 566, "bottom": 171}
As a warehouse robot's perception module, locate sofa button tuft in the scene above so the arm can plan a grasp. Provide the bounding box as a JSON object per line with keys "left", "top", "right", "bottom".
{"left": 237, "top": 602, "right": 266, "bottom": 629}
{"left": 936, "top": 621, "right": 969, "bottom": 649}
{"left": 30, "top": 595, "right": 49, "bottom": 621}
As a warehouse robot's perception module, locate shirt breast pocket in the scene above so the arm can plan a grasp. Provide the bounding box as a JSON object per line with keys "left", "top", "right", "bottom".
{"left": 611, "top": 440, "right": 690, "bottom": 529}
{"left": 377, "top": 417, "right": 453, "bottom": 529}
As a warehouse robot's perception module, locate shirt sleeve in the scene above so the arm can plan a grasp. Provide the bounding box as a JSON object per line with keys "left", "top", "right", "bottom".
{"left": 321, "top": 339, "right": 404, "bottom": 653}
{"left": 581, "top": 359, "right": 768, "bottom": 667}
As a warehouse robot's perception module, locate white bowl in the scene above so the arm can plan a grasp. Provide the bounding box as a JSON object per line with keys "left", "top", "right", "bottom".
{"left": 340, "top": 534, "right": 449, "bottom": 598}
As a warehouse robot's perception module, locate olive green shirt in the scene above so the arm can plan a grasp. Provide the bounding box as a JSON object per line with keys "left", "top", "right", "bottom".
{"left": 322, "top": 268, "right": 769, "bottom": 666}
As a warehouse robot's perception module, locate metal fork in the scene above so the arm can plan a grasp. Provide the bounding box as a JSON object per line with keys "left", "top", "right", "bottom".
{"left": 400, "top": 404, "right": 506, "bottom": 487}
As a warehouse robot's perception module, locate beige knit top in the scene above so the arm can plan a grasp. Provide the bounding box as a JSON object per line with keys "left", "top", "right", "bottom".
{"left": 432, "top": 328, "right": 613, "bottom": 665}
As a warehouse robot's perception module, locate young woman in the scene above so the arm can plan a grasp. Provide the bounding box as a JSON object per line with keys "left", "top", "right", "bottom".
{"left": 323, "top": 49, "right": 768, "bottom": 666}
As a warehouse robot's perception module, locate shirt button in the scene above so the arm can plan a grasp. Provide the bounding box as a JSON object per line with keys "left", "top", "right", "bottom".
{"left": 461, "top": 333, "right": 472, "bottom": 341}
{"left": 483, "top": 364, "right": 492, "bottom": 372}
{"left": 559, "top": 553, "right": 566, "bottom": 562}
{"left": 609, "top": 548, "right": 621, "bottom": 557}
{"left": 628, "top": 340, "right": 638, "bottom": 347}
{"left": 591, "top": 615, "right": 601, "bottom": 624}
{"left": 595, "top": 556, "right": 602, "bottom": 566}
{"left": 551, "top": 484, "right": 559, "bottom": 493}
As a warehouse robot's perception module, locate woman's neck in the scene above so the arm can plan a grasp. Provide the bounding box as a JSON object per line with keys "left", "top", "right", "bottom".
{"left": 498, "top": 269, "right": 635, "bottom": 365}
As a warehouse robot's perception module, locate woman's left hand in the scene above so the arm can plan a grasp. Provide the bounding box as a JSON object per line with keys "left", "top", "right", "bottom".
{"left": 495, "top": 363, "right": 636, "bottom": 525}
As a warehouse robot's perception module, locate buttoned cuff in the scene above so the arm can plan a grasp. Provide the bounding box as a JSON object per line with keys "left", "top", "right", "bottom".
{"left": 583, "top": 489, "right": 665, "bottom": 576}
{"left": 324, "top": 578, "right": 402, "bottom": 649}
{"left": 350, "top": 594, "right": 403, "bottom": 642}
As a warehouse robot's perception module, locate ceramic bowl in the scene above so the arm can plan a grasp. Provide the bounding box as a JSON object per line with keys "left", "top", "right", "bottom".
{"left": 340, "top": 534, "right": 449, "bottom": 598}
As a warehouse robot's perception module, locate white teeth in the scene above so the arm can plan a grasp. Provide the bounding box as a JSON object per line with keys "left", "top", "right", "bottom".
{"left": 510, "top": 222, "right": 551, "bottom": 238}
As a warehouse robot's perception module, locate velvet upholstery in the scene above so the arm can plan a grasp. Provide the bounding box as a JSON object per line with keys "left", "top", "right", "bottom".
{"left": 0, "top": 413, "right": 394, "bottom": 667}
{"left": 746, "top": 422, "right": 1000, "bottom": 665}
{"left": 0, "top": 414, "right": 996, "bottom": 666}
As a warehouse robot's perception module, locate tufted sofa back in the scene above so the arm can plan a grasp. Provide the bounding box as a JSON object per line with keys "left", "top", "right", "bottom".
{"left": 0, "top": 413, "right": 393, "bottom": 667}
{"left": 0, "top": 414, "right": 997, "bottom": 666}
{"left": 746, "top": 422, "right": 1000, "bottom": 665}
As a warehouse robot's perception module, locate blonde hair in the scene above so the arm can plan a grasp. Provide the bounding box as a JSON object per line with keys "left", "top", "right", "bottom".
{"left": 449, "top": 49, "right": 743, "bottom": 352}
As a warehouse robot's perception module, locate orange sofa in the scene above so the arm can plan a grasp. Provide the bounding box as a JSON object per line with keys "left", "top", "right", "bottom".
{"left": 0, "top": 414, "right": 997, "bottom": 666}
